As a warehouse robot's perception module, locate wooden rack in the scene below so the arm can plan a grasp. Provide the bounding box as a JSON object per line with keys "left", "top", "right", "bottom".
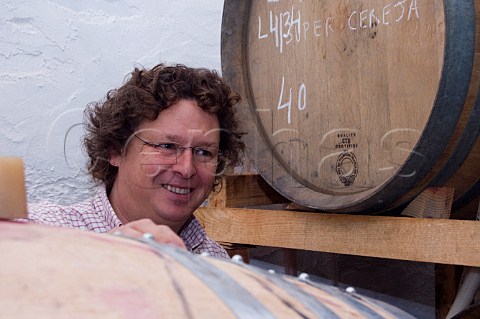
{"left": 196, "top": 173, "right": 479, "bottom": 267}
{"left": 195, "top": 173, "right": 480, "bottom": 317}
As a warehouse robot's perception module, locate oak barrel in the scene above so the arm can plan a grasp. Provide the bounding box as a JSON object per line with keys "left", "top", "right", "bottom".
{"left": 0, "top": 221, "right": 415, "bottom": 318}
{"left": 221, "top": 0, "right": 480, "bottom": 214}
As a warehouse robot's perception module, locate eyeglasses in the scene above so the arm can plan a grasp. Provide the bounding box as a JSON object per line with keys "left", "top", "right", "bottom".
{"left": 134, "top": 134, "right": 222, "bottom": 166}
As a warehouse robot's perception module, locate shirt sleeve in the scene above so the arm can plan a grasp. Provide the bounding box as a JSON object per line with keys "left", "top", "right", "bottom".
{"left": 192, "top": 236, "right": 230, "bottom": 259}
{"left": 180, "top": 216, "right": 230, "bottom": 259}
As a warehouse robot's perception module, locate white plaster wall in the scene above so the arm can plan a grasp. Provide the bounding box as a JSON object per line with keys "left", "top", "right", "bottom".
{"left": 0, "top": 0, "right": 225, "bottom": 204}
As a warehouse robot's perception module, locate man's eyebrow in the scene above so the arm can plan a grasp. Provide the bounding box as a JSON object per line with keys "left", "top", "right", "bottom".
{"left": 161, "top": 133, "right": 180, "bottom": 141}
{"left": 153, "top": 133, "right": 219, "bottom": 146}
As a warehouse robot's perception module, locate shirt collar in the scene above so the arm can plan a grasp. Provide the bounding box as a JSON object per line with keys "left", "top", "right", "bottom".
{"left": 94, "top": 187, "right": 122, "bottom": 229}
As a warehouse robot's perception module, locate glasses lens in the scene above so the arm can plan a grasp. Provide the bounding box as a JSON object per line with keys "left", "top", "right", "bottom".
{"left": 139, "top": 145, "right": 178, "bottom": 165}
{"left": 193, "top": 147, "right": 222, "bottom": 166}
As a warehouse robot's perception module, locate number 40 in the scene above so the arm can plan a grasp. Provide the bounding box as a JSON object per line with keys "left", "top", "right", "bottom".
{"left": 277, "top": 76, "right": 306, "bottom": 124}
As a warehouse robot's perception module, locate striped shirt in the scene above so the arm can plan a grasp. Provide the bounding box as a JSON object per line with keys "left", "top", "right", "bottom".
{"left": 27, "top": 187, "right": 228, "bottom": 258}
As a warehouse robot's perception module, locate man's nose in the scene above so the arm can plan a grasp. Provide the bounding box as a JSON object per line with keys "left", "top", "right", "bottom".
{"left": 172, "top": 148, "right": 196, "bottom": 178}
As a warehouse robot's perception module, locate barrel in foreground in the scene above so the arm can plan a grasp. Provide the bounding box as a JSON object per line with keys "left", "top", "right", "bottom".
{"left": 0, "top": 221, "right": 415, "bottom": 318}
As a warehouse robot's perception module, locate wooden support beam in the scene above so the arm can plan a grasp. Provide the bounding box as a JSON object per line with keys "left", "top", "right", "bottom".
{"left": 195, "top": 207, "right": 480, "bottom": 267}
{"left": 207, "top": 173, "right": 288, "bottom": 208}
{"left": 400, "top": 187, "right": 458, "bottom": 317}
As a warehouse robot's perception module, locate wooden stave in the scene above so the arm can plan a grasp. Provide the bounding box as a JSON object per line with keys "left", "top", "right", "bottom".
{"left": 221, "top": 0, "right": 480, "bottom": 214}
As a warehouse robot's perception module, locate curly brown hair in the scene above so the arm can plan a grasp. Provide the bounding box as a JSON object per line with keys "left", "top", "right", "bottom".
{"left": 83, "top": 63, "right": 244, "bottom": 192}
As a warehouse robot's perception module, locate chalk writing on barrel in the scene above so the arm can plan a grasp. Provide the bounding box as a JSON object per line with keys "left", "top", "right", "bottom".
{"left": 277, "top": 76, "right": 306, "bottom": 124}
{"left": 257, "top": 0, "right": 420, "bottom": 53}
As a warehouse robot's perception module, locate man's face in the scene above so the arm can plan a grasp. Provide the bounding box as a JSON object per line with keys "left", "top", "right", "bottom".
{"left": 108, "top": 99, "right": 220, "bottom": 231}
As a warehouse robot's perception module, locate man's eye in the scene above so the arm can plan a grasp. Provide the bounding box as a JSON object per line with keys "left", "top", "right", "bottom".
{"left": 195, "top": 148, "right": 214, "bottom": 158}
{"left": 155, "top": 143, "right": 177, "bottom": 150}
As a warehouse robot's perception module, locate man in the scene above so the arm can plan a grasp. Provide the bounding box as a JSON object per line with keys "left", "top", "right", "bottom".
{"left": 28, "top": 63, "right": 244, "bottom": 258}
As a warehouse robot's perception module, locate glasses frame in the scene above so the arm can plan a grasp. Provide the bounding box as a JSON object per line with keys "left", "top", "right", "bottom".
{"left": 133, "top": 134, "right": 223, "bottom": 166}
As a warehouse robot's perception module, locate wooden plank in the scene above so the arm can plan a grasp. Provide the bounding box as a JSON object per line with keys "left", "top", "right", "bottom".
{"left": 208, "top": 173, "right": 287, "bottom": 208}
{"left": 401, "top": 187, "right": 454, "bottom": 219}
{"left": 195, "top": 207, "right": 480, "bottom": 267}
{"left": 435, "top": 264, "right": 460, "bottom": 319}
{"left": 283, "top": 248, "right": 298, "bottom": 276}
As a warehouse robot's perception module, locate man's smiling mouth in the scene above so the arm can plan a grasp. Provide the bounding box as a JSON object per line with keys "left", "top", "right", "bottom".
{"left": 163, "top": 184, "right": 192, "bottom": 195}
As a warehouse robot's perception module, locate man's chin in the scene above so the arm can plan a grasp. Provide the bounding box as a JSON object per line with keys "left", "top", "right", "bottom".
{"left": 158, "top": 206, "right": 196, "bottom": 220}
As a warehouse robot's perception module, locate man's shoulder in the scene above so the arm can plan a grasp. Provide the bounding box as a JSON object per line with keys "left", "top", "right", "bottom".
{"left": 27, "top": 197, "right": 95, "bottom": 229}
{"left": 27, "top": 188, "right": 120, "bottom": 232}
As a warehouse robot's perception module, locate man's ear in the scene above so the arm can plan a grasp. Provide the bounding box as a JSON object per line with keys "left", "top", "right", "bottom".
{"left": 109, "top": 150, "right": 122, "bottom": 167}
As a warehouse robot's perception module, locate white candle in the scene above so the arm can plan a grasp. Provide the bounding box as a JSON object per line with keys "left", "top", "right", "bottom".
{"left": 0, "top": 157, "right": 27, "bottom": 218}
